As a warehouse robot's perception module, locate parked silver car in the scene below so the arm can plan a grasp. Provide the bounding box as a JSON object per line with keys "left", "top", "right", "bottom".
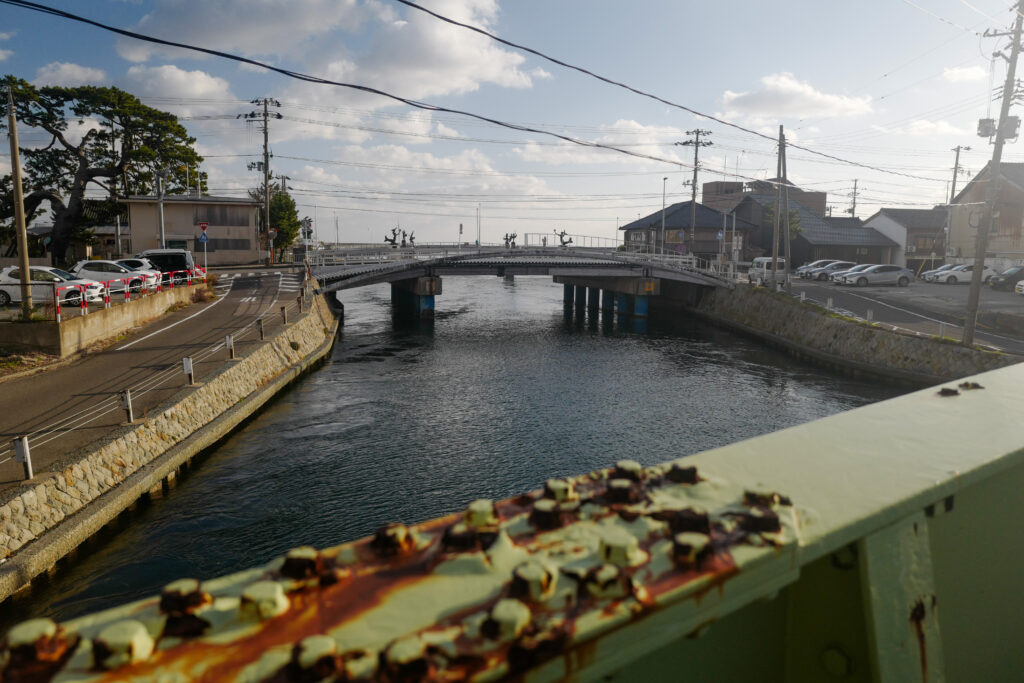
{"left": 840, "top": 264, "right": 913, "bottom": 287}
{"left": 828, "top": 263, "right": 875, "bottom": 282}
{"left": 920, "top": 263, "right": 956, "bottom": 282}
{"left": 796, "top": 259, "right": 839, "bottom": 278}
{"left": 70, "top": 260, "right": 147, "bottom": 293}
{"left": 932, "top": 263, "right": 997, "bottom": 284}
{"left": 806, "top": 260, "right": 856, "bottom": 281}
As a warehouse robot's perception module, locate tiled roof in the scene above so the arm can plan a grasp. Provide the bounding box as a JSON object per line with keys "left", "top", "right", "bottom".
{"left": 619, "top": 201, "right": 756, "bottom": 231}
{"left": 742, "top": 194, "right": 898, "bottom": 247}
{"left": 876, "top": 208, "right": 947, "bottom": 230}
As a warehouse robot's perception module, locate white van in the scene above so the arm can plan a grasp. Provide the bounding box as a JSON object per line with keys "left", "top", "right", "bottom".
{"left": 747, "top": 257, "right": 786, "bottom": 285}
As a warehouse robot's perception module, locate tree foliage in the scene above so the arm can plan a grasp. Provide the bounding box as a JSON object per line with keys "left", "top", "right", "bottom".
{"left": 269, "top": 190, "right": 300, "bottom": 259}
{"left": 1, "top": 76, "right": 203, "bottom": 265}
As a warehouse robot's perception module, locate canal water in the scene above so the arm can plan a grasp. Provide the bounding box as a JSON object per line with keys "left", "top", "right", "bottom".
{"left": 6, "top": 276, "right": 903, "bottom": 626}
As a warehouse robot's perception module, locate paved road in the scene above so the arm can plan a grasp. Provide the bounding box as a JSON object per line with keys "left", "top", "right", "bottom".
{"left": 0, "top": 269, "right": 306, "bottom": 488}
{"left": 787, "top": 278, "right": 1024, "bottom": 354}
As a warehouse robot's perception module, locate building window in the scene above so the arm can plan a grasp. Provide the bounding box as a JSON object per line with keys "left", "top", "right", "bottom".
{"left": 194, "top": 205, "right": 250, "bottom": 227}
{"left": 168, "top": 240, "right": 188, "bottom": 250}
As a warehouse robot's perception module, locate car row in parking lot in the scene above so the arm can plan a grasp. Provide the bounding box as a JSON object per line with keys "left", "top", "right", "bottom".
{"left": 794, "top": 259, "right": 914, "bottom": 287}
{"left": 0, "top": 249, "right": 205, "bottom": 311}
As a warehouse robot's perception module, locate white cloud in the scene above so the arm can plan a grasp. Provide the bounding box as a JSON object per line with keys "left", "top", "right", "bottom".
{"left": 116, "top": 0, "right": 369, "bottom": 62}
{"left": 34, "top": 62, "right": 108, "bottom": 87}
{"left": 0, "top": 32, "right": 13, "bottom": 41}
{"left": 943, "top": 66, "right": 986, "bottom": 83}
{"left": 906, "top": 120, "right": 972, "bottom": 136}
{"left": 721, "top": 73, "right": 873, "bottom": 122}
{"left": 0, "top": 50, "right": 11, "bottom": 62}
{"left": 121, "top": 65, "right": 236, "bottom": 116}
{"left": 514, "top": 119, "right": 684, "bottom": 166}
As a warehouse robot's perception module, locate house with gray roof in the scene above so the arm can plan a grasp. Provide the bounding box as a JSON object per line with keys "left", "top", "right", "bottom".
{"left": 733, "top": 195, "right": 898, "bottom": 266}
{"left": 618, "top": 201, "right": 756, "bottom": 261}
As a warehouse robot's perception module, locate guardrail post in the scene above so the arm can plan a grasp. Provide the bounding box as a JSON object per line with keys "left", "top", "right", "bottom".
{"left": 826, "top": 297, "right": 833, "bottom": 311}
{"left": 53, "top": 284, "right": 61, "bottom": 323}
{"left": 226, "top": 334, "right": 235, "bottom": 360}
{"left": 281, "top": 306, "right": 288, "bottom": 325}
{"left": 297, "top": 295, "right": 303, "bottom": 313}
{"left": 120, "top": 389, "right": 134, "bottom": 423}
{"left": 799, "top": 291, "right": 805, "bottom": 302}
{"left": 867, "top": 309, "right": 874, "bottom": 322}
{"left": 939, "top": 322, "right": 946, "bottom": 339}
{"left": 13, "top": 436, "right": 32, "bottom": 480}
{"left": 183, "top": 356, "right": 195, "bottom": 386}
{"left": 80, "top": 285, "right": 88, "bottom": 315}
{"left": 104, "top": 283, "right": 111, "bottom": 309}
{"left": 257, "top": 318, "right": 265, "bottom": 341}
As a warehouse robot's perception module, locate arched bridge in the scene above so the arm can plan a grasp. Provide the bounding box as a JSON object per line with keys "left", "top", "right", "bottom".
{"left": 311, "top": 247, "right": 733, "bottom": 319}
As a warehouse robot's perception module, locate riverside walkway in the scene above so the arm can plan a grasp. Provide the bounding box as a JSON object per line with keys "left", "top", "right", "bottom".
{"left": 0, "top": 269, "right": 306, "bottom": 490}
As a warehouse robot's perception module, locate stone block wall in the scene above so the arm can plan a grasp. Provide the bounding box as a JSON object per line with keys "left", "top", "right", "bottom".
{"left": 0, "top": 296, "right": 334, "bottom": 559}
{"left": 694, "top": 286, "right": 1018, "bottom": 383}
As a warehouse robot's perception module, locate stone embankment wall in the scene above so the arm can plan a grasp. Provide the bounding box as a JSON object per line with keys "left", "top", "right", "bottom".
{"left": 0, "top": 295, "right": 336, "bottom": 595}
{"left": 687, "top": 285, "right": 1018, "bottom": 384}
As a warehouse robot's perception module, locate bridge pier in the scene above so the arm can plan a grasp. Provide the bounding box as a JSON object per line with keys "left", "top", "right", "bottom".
{"left": 575, "top": 285, "right": 586, "bottom": 310}
{"left": 587, "top": 287, "right": 600, "bottom": 310}
{"left": 633, "top": 295, "right": 649, "bottom": 318}
{"left": 601, "top": 289, "right": 615, "bottom": 313}
{"left": 391, "top": 276, "right": 441, "bottom": 320}
{"left": 563, "top": 283, "right": 574, "bottom": 305}
{"left": 616, "top": 293, "right": 633, "bottom": 315}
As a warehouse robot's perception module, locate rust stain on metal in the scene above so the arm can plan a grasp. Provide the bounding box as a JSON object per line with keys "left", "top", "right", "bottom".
{"left": 910, "top": 598, "right": 928, "bottom": 681}
{"left": 0, "top": 460, "right": 800, "bottom": 682}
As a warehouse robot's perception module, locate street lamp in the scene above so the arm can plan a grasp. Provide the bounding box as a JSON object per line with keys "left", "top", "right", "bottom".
{"left": 661, "top": 177, "right": 668, "bottom": 256}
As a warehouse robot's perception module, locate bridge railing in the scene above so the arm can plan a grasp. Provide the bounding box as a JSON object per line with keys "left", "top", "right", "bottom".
{"left": 522, "top": 232, "right": 623, "bottom": 249}
{"left": 6, "top": 363, "right": 1024, "bottom": 681}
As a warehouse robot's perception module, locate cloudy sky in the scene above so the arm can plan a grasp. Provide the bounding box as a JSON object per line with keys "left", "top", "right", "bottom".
{"left": 0, "top": 0, "right": 1018, "bottom": 244}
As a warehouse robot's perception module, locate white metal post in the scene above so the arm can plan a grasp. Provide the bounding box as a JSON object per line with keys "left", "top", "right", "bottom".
{"left": 13, "top": 436, "right": 32, "bottom": 480}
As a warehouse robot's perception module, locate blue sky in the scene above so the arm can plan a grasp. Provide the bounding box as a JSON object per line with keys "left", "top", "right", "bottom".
{"left": 0, "top": 0, "right": 1017, "bottom": 244}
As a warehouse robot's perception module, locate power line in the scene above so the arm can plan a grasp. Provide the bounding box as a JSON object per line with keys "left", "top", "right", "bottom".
{"left": 390, "top": 0, "right": 951, "bottom": 183}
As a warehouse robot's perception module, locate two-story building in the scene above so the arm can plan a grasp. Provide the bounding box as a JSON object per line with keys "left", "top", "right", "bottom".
{"left": 618, "top": 201, "right": 756, "bottom": 261}
{"left": 948, "top": 162, "right": 1024, "bottom": 271}
{"left": 863, "top": 208, "right": 947, "bottom": 272}
{"left": 121, "top": 194, "right": 260, "bottom": 266}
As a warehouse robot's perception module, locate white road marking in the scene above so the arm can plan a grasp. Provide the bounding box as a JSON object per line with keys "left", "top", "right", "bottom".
{"left": 115, "top": 280, "right": 234, "bottom": 350}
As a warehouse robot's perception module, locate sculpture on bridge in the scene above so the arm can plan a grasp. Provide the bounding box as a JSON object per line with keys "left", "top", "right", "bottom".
{"left": 408, "top": 231, "right": 416, "bottom": 247}
{"left": 384, "top": 227, "right": 399, "bottom": 247}
{"left": 503, "top": 233, "right": 511, "bottom": 248}
{"left": 401, "top": 230, "right": 408, "bottom": 248}
{"left": 510, "top": 232, "right": 518, "bottom": 248}
{"left": 556, "top": 229, "right": 573, "bottom": 247}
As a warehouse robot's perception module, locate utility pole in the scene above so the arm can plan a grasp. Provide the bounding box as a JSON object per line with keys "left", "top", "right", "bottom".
{"left": 965, "top": 2, "right": 1024, "bottom": 345}
{"left": 239, "top": 98, "right": 281, "bottom": 265}
{"left": 770, "top": 126, "right": 783, "bottom": 288}
{"left": 781, "top": 128, "right": 792, "bottom": 290}
{"left": 847, "top": 179, "right": 859, "bottom": 218}
{"left": 660, "top": 176, "right": 667, "bottom": 255}
{"left": 677, "top": 130, "right": 713, "bottom": 254}
{"left": 156, "top": 167, "right": 167, "bottom": 249}
{"left": 945, "top": 145, "right": 971, "bottom": 259}
{"left": 6, "top": 84, "right": 32, "bottom": 317}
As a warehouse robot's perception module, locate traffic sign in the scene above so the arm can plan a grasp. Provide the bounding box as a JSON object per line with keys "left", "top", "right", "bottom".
{"left": 198, "top": 232, "right": 209, "bottom": 244}
{"left": 199, "top": 222, "right": 209, "bottom": 232}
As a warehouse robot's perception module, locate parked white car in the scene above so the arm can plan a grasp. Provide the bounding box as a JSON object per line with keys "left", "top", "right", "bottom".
{"left": 114, "top": 258, "right": 162, "bottom": 290}
{"left": 920, "top": 263, "right": 956, "bottom": 282}
{"left": 933, "top": 264, "right": 997, "bottom": 284}
{"left": 70, "top": 260, "right": 147, "bottom": 293}
{"left": 839, "top": 264, "right": 914, "bottom": 287}
{"left": 0, "top": 265, "right": 104, "bottom": 306}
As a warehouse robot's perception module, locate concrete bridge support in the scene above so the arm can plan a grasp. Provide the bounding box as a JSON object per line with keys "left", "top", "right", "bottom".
{"left": 391, "top": 276, "right": 441, "bottom": 320}
{"left": 616, "top": 293, "right": 633, "bottom": 315}
{"left": 575, "top": 285, "right": 586, "bottom": 310}
{"left": 601, "top": 289, "right": 615, "bottom": 313}
{"left": 563, "top": 283, "right": 574, "bottom": 305}
{"left": 588, "top": 287, "right": 601, "bottom": 310}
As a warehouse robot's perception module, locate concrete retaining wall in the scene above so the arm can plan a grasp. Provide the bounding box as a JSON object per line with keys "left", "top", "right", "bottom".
{"left": 0, "top": 286, "right": 195, "bottom": 356}
{"left": 0, "top": 295, "right": 337, "bottom": 599}
{"left": 687, "top": 285, "right": 1019, "bottom": 384}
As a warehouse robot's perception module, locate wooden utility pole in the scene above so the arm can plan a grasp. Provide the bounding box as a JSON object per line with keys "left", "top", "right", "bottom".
{"left": 964, "top": 1, "right": 1024, "bottom": 345}
{"left": 6, "top": 84, "right": 32, "bottom": 317}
